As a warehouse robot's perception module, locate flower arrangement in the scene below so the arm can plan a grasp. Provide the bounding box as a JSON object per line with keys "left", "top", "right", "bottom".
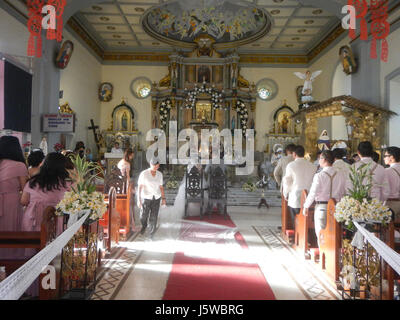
{"left": 183, "top": 84, "right": 225, "bottom": 110}
{"left": 334, "top": 163, "right": 391, "bottom": 230}
{"left": 235, "top": 100, "right": 248, "bottom": 136}
{"left": 159, "top": 98, "right": 172, "bottom": 130}
{"left": 242, "top": 180, "right": 256, "bottom": 192}
{"left": 166, "top": 180, "right": 179, "bottom": 189}
{"left": 56, "top": 154, "right": 106, "bottom": 221}
{"left": 54, "top": 143, "right": 65, "bottom": 152}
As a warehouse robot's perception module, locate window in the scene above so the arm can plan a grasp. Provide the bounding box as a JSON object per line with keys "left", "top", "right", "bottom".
{"left": 131, "top": 77, "right": 152, "bottom": 99}
{"left": 256, "top": 78, "right": 278, "bottom": 101}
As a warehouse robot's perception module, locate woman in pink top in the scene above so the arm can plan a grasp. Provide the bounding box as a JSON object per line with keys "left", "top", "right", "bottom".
{"left": 21, "top": 152, "right": 72, "bottom": 234}
{"left": 0, "top": 136, "right": 29, "bottom": 260}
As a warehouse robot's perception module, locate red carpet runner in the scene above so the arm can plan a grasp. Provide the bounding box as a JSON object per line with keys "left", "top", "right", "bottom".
{"left": 162, "top": 214, "right": 276, "bottom": 300}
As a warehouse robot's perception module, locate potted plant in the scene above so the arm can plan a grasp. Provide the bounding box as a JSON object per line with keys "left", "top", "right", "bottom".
{"left": 56, "top": 155, "right": 106, "bottom": 300}
{"left": 334, "top": 163, "right": 391, "bottom": 299}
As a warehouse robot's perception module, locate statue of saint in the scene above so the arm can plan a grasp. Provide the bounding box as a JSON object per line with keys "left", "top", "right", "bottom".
{"left": 231, "top": 116, "right": 236, "bottom": 129}
{"left": 281, "top": 114, "right": 289, "bottom": 133}
{"left": 317, "top": 130, "right": 331, "bottom": 151}
{"left": 121, "top": 112, "right": 128, "bottom": 131}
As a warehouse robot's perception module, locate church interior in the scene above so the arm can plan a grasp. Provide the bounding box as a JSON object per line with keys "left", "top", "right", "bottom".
{"left": 1, "top": 0, "right": 400, "bottom": 303}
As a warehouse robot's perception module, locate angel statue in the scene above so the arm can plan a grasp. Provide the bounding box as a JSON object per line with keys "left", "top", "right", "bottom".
{"left": 293, "top": 70, "right": 322, "bottom": 103}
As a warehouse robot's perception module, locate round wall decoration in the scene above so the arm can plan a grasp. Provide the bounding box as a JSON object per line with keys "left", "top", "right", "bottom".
{"left": 130, "top": 77, "right": 152, "bottom": 99}
{"left": 256, "top": 78, "right": 278, "bottom": 101}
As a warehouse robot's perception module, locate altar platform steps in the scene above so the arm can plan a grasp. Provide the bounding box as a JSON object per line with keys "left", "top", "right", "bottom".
{"left": 164, "top": 188, "right": 282, "bottom": 207}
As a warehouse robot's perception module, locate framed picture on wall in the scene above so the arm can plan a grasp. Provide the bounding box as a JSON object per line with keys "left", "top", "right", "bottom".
{"left": 99, "top": 82, "right": 113, "bottom": 102}
{"left": 55, "top": 40, "right": 74, "bottom": 69}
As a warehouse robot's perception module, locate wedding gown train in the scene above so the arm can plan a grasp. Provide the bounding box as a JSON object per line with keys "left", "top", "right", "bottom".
{"left": 152, "top": 175, "right": 238, "bottom": 247}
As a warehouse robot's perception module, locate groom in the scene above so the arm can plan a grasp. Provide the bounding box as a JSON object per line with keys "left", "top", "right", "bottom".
{"left": 138, "top": 157, "right": 166, "bottom": 238}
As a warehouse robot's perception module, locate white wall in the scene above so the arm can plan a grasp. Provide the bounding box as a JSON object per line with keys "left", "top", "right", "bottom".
{"left": 100, "top": 64, "right": 168, "bottom": 149}
{"left": 59, "top": 30, "right": 102, "bottom": 157}
{"left": 0, "top": 8, "right": 30, "bottom": 67}
{"left": 240, "top": 66, "right": 307, "bottom": 151}
{"left": 389, "top": 80, "right": 400, "bottom": 146}
{"left": 381, "top": 26, "right": 400, "bottom": 147}
{"left": 381, "top": 27, "right": 400, "bottom": 106}
{"left": 332, "top": 61, "right": 352, "bottom": 96}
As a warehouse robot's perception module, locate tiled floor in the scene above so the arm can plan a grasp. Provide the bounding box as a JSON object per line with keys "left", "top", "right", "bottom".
{"left": 92, "top": 206, "right": 341, "bottom": 300}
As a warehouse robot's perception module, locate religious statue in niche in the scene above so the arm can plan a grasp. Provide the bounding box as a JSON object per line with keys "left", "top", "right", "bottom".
{"left": 271, "top": 103, "right": 295, "bottom": 135}
{"left": 293, "top": 70, "right": 322, "bottom": 104}
{"left": 231, "top": 63, "right": 238, "bottom": 88}
{"left": 112, "top": 101, "right": 135, "bottom": 132}
{"left": 317, "top": 130, "right": 331, "bottom": 151}
{"left": 171, "top": 62, "right": 178, "bottom": 89}
{"left": 56, "top": 40, "right": 74, "bottom": 69}
{"left": 99, "top": 82, "right": 113, "bottom": 102}
{"left": 280, "top": 114, "right": 289, "bottom": 134}
{"left": 198, "top": 66, "right": 210, "bottom": 83}
{"left": 121, "top": 112, "right": 128, "bottom": 131}
{"left": 339, "top": 45, "right": 357, "bottom": 75}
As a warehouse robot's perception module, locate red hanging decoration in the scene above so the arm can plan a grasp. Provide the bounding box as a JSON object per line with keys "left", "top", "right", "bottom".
{"left": 370, "top": 0, "right": 390, "bottom": 62}
{"left": 347, "top": 0, "right": 369, "bottom": 40}
{"left": 27, "top": 14, "right": 43, "bottom": 58}
{"left": 27, "top": 0, "right": 45, "bottom": 58}
{"left": 47, "top": 0, "right": 67, "bottom": 42}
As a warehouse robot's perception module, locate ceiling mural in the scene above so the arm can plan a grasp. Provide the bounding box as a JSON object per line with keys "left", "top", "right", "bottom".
{"left": 13, "top": 0, "right": 390, "bottom": 61}
{"left": 143, "top": 1, "right": 270, "bottom": 45}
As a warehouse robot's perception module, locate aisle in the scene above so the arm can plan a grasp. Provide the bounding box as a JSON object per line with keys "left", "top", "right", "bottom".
{"left": 162, "top": 214, "right": 276, "bottom": 300}
{"left": 92, "top": 206, "right": 340, "bottom": 300}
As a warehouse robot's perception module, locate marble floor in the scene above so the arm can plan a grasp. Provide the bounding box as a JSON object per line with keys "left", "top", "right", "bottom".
{"left": 92, "top": 206, "right": 341, "bottom": 300}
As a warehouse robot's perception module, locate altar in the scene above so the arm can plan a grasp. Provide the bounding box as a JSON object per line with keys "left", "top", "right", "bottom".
{"left": 150, "top": 34, "right": 257, "bottom": 140}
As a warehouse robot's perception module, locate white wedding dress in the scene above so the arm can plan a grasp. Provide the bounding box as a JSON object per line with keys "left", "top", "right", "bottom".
{"left": 152, "top": 170, "right": 237, "bottom": 249}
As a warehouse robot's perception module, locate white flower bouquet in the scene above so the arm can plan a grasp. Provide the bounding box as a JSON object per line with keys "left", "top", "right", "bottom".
{"left": 335, "top": 196, "right": 391, "bottom": 229}
{"left": 56, "top": 190, "right": 107, "bottom": 220}
{"left": 56, "top": 154, "right": 106, "bottom": 221}
{"left": 335, "top": 163, "right": 391, "bottom": 230}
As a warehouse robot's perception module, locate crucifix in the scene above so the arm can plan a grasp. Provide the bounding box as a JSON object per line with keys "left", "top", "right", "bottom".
{"left": 88, "top": 119, "right": 100, "bottom": 151}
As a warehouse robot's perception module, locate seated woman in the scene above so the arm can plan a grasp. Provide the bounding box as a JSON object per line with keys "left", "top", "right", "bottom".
{"left": 21, "top": 152, "right": 72, "bottom": 235}
{"left": 0, "top": 136, "right": 29, "bottom": 260}
{"left": 27, "top": 149, "right": 45, "bottom": 178}
{"left": 117, "top": 148, "right": 134, "bottom": 192}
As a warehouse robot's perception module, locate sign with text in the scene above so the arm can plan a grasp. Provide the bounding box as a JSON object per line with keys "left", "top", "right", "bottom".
{"left": 42, "top": 114, "right": 75, "bottom": 132}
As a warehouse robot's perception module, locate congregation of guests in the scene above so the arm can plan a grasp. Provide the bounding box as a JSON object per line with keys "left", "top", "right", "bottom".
{"left": 277, "top": 140, "right": 400, "bottom": 250}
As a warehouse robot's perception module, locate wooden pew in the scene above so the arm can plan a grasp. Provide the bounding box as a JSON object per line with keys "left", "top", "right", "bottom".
{"left": 318, "top": 198, "right": 341, "bottom": 283}
{"left": 0, "top": 207, "right": 61, "bottom": 300}
{"left": 99, "top": 187, "right": 120, "bottom": 253}
{"left": 281, "top": 194, "right": 294, "bottom": 243}
{"left": 103, "top": 167, "right": 134, "bottom": 239}
{"left": 294, "top": 190, "right": 317, "bottom": 259}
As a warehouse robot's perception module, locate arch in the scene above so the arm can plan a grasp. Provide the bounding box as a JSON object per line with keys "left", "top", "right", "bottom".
{"left": 111, "top": 101, "right": 135, "bottom": 119}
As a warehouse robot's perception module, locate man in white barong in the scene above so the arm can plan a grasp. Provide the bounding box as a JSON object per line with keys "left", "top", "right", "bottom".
{"left": 282, "top": 145, "right": 317, "bottom": 227}
{"left": 303, "top": 150, "right": 348, "bottom": 248}
{"left": 383, "top": 146, "right": 400, "bottom": 221}
{"left": 354, "top": 141, "right": 390, "bottom": 202}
